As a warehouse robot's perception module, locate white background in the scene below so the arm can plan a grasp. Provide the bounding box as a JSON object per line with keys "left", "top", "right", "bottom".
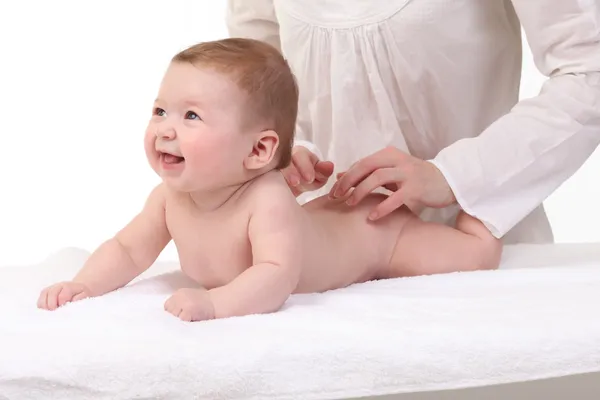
{"left": 1, "top": 1, "right": 599, "bottom": 266}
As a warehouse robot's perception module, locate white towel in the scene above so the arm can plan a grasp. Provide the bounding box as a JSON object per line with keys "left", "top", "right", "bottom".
{"left": 1, "top": 245, "right": 600, "bottom": 400}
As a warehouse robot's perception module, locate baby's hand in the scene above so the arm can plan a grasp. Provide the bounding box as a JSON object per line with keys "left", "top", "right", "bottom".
{"left": 164, "top": 288, "right": 215, "bottom": 322}
{"left": 37, "top": 281, "right": 91, "bottom": 310}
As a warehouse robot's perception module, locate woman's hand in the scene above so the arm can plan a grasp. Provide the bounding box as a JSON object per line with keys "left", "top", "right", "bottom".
{"left": 329, "top": 146, "right": 456, "bottom": 220}
{"left": 281, "top": 146, "right": 334, "bottom": 196}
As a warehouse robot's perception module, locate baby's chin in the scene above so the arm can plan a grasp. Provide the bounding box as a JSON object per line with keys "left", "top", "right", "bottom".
{"left": 158, "top": 175, "right": 193, "bottom": 192}
{"left": 149, "top": 160, "right": 240, "bottom": 193}
{"left": 158, "top": 173, "right": 213, "bottom": 194}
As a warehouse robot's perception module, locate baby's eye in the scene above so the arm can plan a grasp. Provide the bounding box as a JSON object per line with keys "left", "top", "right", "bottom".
{"left": 185, "top": 111, "right": 201, "bottom": 120}
{"left": 154, "top": 107, "right": 166, "bottom": 117}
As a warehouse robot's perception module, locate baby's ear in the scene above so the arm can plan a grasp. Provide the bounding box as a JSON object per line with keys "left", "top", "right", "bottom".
{"left": 244, "top": 130, "right": 279, "bottom": 170}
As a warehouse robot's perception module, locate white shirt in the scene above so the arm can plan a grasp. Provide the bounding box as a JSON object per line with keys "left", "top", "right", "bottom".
{"left": 226, "top": 0, "right": 600, "bottom": 244}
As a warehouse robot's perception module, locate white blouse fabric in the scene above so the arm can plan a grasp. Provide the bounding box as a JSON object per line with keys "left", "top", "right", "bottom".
{"left": 226, "top": 0, "right": 600, "bottom": 244}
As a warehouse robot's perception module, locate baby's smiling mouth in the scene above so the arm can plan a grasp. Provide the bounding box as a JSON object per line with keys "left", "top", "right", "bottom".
{"left": 159, "top": 151, "right": 185, "bottom": 164}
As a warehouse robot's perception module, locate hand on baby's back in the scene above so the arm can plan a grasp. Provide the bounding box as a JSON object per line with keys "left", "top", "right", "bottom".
{"left": 37, "top": 281, "right": 91, "bottom": 310}
{"left": 281, "top": 146, "right": 334, "bottom": 196}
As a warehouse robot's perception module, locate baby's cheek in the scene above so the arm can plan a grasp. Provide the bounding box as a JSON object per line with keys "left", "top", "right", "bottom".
{"left": 143, "top": 132, "right": 158, "bottom": 158}
{"left": 188, "top": 136, "right": 232, "bottom": 168}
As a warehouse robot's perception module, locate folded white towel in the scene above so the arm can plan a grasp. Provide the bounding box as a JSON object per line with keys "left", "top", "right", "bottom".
{"left": 1, "top": 245, "right": 600, "bottom": 400}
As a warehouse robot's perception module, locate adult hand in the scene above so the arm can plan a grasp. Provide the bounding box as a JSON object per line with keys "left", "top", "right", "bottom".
{"left": 329, "top": 146, "right": 456, "bottom": 220}
{"left": 281, "top": 146, "right": 334, "bottom": 196}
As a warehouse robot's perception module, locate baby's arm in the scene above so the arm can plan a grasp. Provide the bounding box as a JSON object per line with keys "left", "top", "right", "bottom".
{"left": 391, "top": 210, "right": 502, "bottom": 277}
{"left": 208, "top": 184, "right": 303, "bottom": 319}
{"left": 73, "top": 184, "right": 171, "bottom": 295}
{"left": 38, "top": 184, "right": 171, "bottom": 309}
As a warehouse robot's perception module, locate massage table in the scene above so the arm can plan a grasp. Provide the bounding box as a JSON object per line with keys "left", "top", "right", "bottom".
{"left": 1, "top": 243, "right": 600, "bottom": 399}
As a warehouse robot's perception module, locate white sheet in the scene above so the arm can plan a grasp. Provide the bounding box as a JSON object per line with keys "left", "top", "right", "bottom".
{"left": 1, "top": 244, "right": 600, "bottom": 400}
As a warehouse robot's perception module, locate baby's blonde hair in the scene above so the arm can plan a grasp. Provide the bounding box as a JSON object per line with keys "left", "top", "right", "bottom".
{"left": 172, "top": 38, "right": 298, "bottom": 169}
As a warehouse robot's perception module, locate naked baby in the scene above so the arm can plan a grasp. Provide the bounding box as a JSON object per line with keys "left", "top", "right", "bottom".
{"left": 37, "top": 38, "right": 502, "bottom": 321}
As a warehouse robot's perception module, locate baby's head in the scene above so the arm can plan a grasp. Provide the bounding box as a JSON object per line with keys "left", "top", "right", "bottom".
{"left": 144, "top": 38, "right": 298, "bottom": 192}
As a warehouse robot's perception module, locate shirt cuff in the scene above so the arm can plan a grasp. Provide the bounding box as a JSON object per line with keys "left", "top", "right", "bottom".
{"left": 427, "top": 158, "right": 502, "bottom": 239}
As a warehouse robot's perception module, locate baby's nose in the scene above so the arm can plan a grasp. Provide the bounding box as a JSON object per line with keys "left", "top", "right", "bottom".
{"left": 157, "top": 126, "right": 176, "bottom": 140}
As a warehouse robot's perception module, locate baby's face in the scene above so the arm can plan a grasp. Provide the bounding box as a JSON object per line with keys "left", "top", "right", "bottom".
{"left": 144, "top": 62, "right": 253, "bottom": 192}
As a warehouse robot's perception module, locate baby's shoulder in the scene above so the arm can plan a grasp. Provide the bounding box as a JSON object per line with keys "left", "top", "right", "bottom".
{"left": 244, "top": 171, "right": 296, "bottom": 204}
{"left": 242, "top": 172, "right": 306, "bottom": 241}
{"left": 140, "top": 183, "right": 167, "bottom": 211}
{"left": 243, "top": 171, "right": 302, "bottom": 219}
{"left": 148, "top": 183, "right": 189, "bottom": 217}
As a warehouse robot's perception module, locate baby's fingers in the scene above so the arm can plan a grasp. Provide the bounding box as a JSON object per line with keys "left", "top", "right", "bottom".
{"left": 179, "top": 310, "right": 192, "bottom": 322}
{"left": 37, "top": 288, "right": 50, "bottom": 310}
{"left": 164, "top": 296, "right": 174, "bottom": 312}
{"left": 57, "top": 287, "right": 74, "bottom": 307}
{"left": 43, "top": 286, "right": 61, "bottom": 310}
{"left": 164, "top": 296, "right": 181, "bottom": 317}
{"left": 72, "top": 291, "right": 89, "bottom": 302}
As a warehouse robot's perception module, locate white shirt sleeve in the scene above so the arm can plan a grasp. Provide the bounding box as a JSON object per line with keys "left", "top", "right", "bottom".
{"left": 429, "top": 0, "right": 600, "bottom": 238}
{"left": 226, "top": 0, "right": 281, "bottom": 52}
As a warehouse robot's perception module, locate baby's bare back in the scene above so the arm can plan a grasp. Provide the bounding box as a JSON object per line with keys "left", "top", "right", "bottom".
{"left": 295, "top": 193, "right": 410, "bottom": 293}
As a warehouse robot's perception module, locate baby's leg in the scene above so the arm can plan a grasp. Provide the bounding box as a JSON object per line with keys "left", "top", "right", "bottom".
{"left": 384, "top": 210, "right": 502, "bottom": 278}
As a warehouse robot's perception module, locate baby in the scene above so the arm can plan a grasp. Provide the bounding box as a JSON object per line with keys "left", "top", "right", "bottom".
{"left": 37, "top": 38, "right": 502, "bottom": 321}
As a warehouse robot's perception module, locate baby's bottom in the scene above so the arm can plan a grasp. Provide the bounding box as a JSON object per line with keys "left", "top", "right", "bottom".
{"left": 379, "top": 210, "right": 502, "bottom": 279}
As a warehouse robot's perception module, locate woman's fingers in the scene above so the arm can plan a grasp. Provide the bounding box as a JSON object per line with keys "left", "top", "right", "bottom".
{"left": 368, "top": 190, "right": 405, "bottom": 220}
{"left": 345, "top": 168, "right": 403, "bottom": 205}
{"left": 331, "top": 147, "right": 401, "bottom": 198}
{"left": 329, "top": 148, "right": 454, "bottom": 217}
{"left": 282, "top": 147, "right": 324, "bottom": 193}
{"left": 329, "top": 171, "right": 345, "bottom": 197}
{"left": 368, "top": 190, "right": 421, "bottom": 220}
{"left": 314, "top": 161, "right": 334, "bottom": 183}
{"left": 282, "top": 148, "right": 334, "bottom": 195}
{"left": 281, "top": 163, "right": 301, "bottom": 188}
{"left": 292, "top": 148, "right": 319, "bottom": 183}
